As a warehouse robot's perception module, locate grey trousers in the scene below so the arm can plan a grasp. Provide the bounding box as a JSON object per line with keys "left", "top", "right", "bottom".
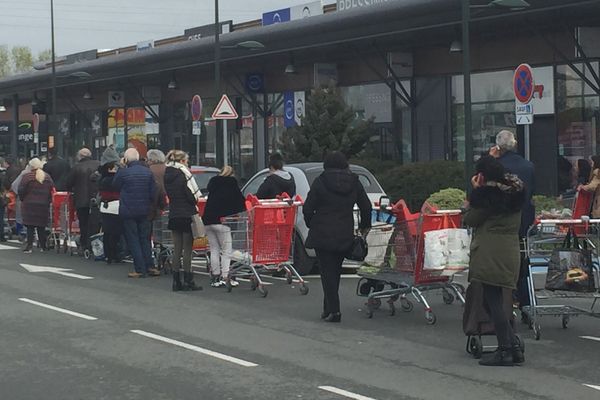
{"left": 172, "top": 230, "right": 193, "bottom": 273}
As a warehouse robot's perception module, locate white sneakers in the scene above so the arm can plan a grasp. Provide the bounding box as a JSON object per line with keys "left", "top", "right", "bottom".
{"left": 210, "top": 277, "right": 240, "bottom": 288}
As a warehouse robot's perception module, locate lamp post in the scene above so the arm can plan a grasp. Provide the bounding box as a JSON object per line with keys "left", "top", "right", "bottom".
{"left": 50, "top": 0, "right": 60, "bottom": 157}
{"left": 214, "top": 0, "right": 222, "bottom": 166}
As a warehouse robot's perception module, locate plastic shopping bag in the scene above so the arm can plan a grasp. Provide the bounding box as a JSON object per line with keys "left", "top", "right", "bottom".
{"left": 90, "top": 233, "right": 105, "bottom": 260}
{"left": 424, "top": 228, "right": 470, "bottom": 275}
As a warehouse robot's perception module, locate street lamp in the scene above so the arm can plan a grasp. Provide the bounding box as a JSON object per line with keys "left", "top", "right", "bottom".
{"left": 460, "top": 0, "right": 530, "bottom": 189}
{"left": 50, "top": 0, "right": 59, "bottom": 157}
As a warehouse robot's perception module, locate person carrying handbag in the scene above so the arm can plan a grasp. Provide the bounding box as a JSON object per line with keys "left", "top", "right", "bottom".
{"left": 96, "top": 147, "right": 122, "bottom": 264}
{"left": 164, "top": 150, "right": 203, "bottom": 291}
{"left": 303, "top": 152, "right": 372, "bottom": 323}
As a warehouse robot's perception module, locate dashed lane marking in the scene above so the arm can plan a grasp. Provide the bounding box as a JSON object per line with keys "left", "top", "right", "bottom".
{"left": 583, "top": 384, "right": 600, "bottom": 391}
{"left": 18, "top": 298, "right": 98, "bottom": 320}
{"left": 131, "top": 329, "right": 258, "bottom": 367}
{"left": 580, "top": 336, "right": 600, "bottom": 342}
{"left": 318, "top": 386, "right": 377, "bottom": 400}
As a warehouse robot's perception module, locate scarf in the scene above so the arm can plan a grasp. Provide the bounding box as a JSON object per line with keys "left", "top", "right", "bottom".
{"left": 166, "top": 161, "right": 202, "bottom": 201}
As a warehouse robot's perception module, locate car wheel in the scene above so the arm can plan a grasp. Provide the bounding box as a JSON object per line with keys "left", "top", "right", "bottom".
{"left": 293, "top": 232, "right": 317, "bottom": 276}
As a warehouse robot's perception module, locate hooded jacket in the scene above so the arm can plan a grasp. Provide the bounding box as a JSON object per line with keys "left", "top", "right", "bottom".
{"left": 303, "top": 168, "right": 372, "bottom": 253}
{"left": 256, "top": 169, "right": 296, "bottom": 199}
{"left": 202, "top": 175, "right": 246, "bottom": 226}
{"left": 464, "top": 174, "right": 525, "bottom": 289}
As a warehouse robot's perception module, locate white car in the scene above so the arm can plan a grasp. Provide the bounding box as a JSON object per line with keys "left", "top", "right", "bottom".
{"left": 242, "top": 163, "right": 386, "bottom": 275}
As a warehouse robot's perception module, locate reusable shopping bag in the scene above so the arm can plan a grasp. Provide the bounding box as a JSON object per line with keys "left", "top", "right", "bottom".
{"left": 90, "top": 232, "right": 105, "bottom": 260}
{"left": 545, "top": 229, "right": 596, "bottom": 292}
{"left": 423, "top": 228, "right": 470, "bottom": 275}
{"left": 100, "top": 200, "right": 119, "bottom": 215}
{"left": 191, "top": 214, "right": 206, "bottom": 239}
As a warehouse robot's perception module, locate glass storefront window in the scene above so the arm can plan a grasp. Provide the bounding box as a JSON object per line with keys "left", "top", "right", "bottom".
{"left": 452, "top": 71, "right": 517, "bottom": 162}
{"left": 556, "top": 62, "right": 600, "bottom": 192}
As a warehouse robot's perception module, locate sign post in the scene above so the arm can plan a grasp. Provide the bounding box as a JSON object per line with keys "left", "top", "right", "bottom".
{"left": 191, "top": 95, "right": 203, "bottom": 165}
{"left": 513, "top": 63, "right": 535, "bottom": 161}
{"left": 32, "top": 113, "right": 40, "bottom": 156}
{"left": 211, "top": 94, "right": 239, "bottom": 166}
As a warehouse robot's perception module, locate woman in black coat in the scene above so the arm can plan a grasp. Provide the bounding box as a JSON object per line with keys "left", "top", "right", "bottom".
{"left": 164, "top": 150, "right": 202, "bottom": 292}
{"left": 303, "top": 152, "right": 372, "bottom": 322}
{"left": 203, "top": 166, "right": 246, "bottom": 288}
{"left": 97, "top": 147, "right": 122, "bottom": 264}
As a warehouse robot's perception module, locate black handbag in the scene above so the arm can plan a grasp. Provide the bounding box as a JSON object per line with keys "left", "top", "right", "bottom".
{"left": 346, "top": 234, "right": 368, "bottom": 262}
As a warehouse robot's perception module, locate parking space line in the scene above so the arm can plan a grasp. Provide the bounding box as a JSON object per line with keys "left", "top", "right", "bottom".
{"left": 130, "top": 329, "right": 258, "bottom": 367}
{"left": 318, "top": 386, "right": 376, "bottom": 400}
{"left": 18, "top": 298, "right": 98, "bottom": 320}
{"left": 583, "top": 384, "right": 600, "bottom": 391}
{"left": 580, "top": 336, "right": 600, "bottom": 342}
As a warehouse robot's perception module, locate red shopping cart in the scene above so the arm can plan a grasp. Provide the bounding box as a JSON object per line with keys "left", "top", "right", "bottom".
{"left": 356, "top": 200, "right": 466, "bottom": 324}
{"left": 222, "top": 194, "right": 308, "bottom": 297}
{"left": 49, "top": 191, "right": 80, "bottom": 254}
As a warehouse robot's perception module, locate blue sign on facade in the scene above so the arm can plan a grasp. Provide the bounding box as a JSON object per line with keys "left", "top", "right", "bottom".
{"left": 262, "top": 8, "right": 291, "bottom": 26}
{"left": 245, "top": 73, "right": 264, "bottom": 93}
{"left": 283, "top": 91, "right": 295, "bottom": 128}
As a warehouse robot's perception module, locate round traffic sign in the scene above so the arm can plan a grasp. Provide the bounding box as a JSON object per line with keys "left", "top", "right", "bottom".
{"left": 191, "top": 95, "right": 203, "bottom": 122}
{"left": 513, "top": 64, "right": 534, "bottom": 104}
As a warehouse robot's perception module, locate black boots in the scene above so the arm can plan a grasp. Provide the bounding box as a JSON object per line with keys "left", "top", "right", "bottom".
{"left": 183, "top": 272, "right": 202, "bottom": 291}
{"left": 479, "top": 346, "right": 525, "bottom": 367}
{"left": 324, "top": 312, "right": 342, "bottom": 323}
{"left": 172, "top": 271, "right": 183, "bottom": 292}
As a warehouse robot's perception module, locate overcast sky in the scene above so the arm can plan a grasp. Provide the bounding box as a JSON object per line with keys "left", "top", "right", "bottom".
{"left": 0, "top": 0, "right": 334, "bottom": 56}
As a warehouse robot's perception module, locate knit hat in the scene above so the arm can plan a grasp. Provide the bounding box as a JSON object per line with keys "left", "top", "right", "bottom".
{"left": 101, "top": 146, "right": 120, "bottom": 166}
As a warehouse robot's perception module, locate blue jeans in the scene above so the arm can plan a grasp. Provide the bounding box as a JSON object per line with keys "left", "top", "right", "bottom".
{"left": 122, "top": 217, "right": 153, "bottom": 274}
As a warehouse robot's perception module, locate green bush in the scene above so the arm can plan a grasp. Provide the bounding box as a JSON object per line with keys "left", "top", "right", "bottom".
{"left": 533, "top": 195, "right": 562, "bottom": 212}
{"left": 425, "top": 188, "right": 467, "bottom": 210}
{"left": 352, "top": 159, "right": 466, "bottom": 211}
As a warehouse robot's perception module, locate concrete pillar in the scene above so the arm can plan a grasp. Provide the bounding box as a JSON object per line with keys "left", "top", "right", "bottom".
{"left": 10, "top": 95, "right": 18, "bottom": 157}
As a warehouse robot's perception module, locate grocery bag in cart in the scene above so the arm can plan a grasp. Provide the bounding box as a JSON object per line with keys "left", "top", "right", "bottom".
{"left": 545, "top": 229, "right": 596, "bottom": 293}
{"left": 423, "top": 228, "right": 470, "bottom": 276}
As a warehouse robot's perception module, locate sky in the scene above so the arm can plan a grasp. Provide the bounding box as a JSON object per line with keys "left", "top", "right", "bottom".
{"left": 0, "top": 0, "right": 334, "bottom": 56}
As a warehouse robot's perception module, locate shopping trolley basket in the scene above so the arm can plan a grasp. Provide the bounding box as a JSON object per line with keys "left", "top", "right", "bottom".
{"left": 49, "top": 191, "right": 79, "bottom": 254}
{"left": 523, "top": 218, "right": 600, "bottom": 340}
{"left": 356, "top": 202, "right": 466, "bottom": 324}
{"left": 152, "top": 209, "right": 174, "bottom": 273}
{"left": 222, "top": 195, "right": 308, "bottom": 298}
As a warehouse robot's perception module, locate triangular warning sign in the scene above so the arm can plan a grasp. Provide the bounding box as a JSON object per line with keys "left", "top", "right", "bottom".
{"left": 212, "top": 94, "right": 239, "bottom": 120}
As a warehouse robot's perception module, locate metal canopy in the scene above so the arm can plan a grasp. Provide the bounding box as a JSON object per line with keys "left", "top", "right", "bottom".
{"left": 0, "top": 0, "right": 599, "bottom": 97}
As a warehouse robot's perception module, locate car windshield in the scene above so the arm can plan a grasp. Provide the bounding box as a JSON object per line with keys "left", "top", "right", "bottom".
{"left": 304, "top": 168, "right": 382, "bottom": 193}
{"left": 193, "top": 172, "right": 218, "bottom": 191}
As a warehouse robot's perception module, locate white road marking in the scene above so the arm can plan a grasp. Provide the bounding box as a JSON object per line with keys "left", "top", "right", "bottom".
{"left": 318, "top": 386, "right": 377, "bottom": 400}
{"left": 18, "top": 298, "right": 98, "bottom": 320}
{"left": 580, "top": 336, "right": 600, "bottom": 342}
{"left": 583, "top": 384, "right": 600, "bottom": 391}
{"left": 130, "top": 330, "right": 258, "bottom": 367}
{"left": 0, "top": 244, "right": 18, "bottom": 250}
{"left": 20, "top": 263, "right": 94, "bottom": 280}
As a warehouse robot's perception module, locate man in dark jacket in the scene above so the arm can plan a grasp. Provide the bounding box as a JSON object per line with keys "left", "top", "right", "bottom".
{"left": 43, "top": 148, "right": 71, "bottom": 191}
{"left": 4, "top": 156, "right": 22, "bottom": 191}
{"left": 490, "top": 130, "right": 535, "bottom": 310}
{"left": 113, "top": 148, "right": 160, "bottom": 278}
{"left": 65, "top": 148, "right": 100, "bottom": 251}
{"left": 256, "top": 153, "right": 296, "bottom": 199}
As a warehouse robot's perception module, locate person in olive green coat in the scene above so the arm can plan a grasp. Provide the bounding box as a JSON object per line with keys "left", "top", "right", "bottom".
{"left": 464, "top": 156, "right": 525, "bottom": 367}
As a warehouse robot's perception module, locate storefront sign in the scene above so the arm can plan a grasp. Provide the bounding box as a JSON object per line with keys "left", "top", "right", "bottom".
{"left": 284, "top": 91, "right": 306, "bottom": 128}
{"left": 185, "top": 21, "right": 232, "bottom": 40}
{"left": 530, "top": 66, "right": 554, "bottom": 115}
{"left": 337, "top": 0, "right": 393, "bottom": 12}
{"left": 262, "top": 1, "right": 321, "bottom": 26}
{"left": 0, "top": 123, "right": 9, "bottom": 134}
{"left": 246, "top": 73, "right": 264, "bottom": 93}
{"left": 136, "top": 40, "right": 154, "bottom": 52}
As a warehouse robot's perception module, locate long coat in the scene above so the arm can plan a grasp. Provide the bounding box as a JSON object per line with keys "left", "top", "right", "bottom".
{"left": 18, "top": 172, "right": 54, "bottom": 227}
{"left": 65, "top": 157, "right": 100, "bottom": 209}
{"left": 303, "top": 168, "right": 372, "bottom": 253}
{"left": 464, "top": 176, "right": 525, "bottom": 289}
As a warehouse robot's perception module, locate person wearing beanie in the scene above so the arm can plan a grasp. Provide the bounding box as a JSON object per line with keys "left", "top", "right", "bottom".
{"left": 97, "top": 146, "right": 123, "bottom": 264}
{"left": 18, "top": 158, "right": 54, "bottom": 253}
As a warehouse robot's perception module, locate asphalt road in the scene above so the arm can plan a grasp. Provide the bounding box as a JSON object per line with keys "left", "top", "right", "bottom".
{"left": 0, "top": 240, "right": 599, "bottom": 400}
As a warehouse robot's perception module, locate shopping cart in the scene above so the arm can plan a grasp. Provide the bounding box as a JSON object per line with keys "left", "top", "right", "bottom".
{"left": 222, "top": 195, "right": 308, "bottom": 298}
{"left": 192, "top": 197, "right": 210, "bottom": 271}
{"left": 49, "top": 191, "right": 79, "bottom": 254}
{"left": 356, "top": 201, "right": 466, "bottom": 324}
{"left": 152, "top": 209, "right": 174, "bottom": 274}
{"left": 523, "top": 218, "right": 600, "bottom": 340}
